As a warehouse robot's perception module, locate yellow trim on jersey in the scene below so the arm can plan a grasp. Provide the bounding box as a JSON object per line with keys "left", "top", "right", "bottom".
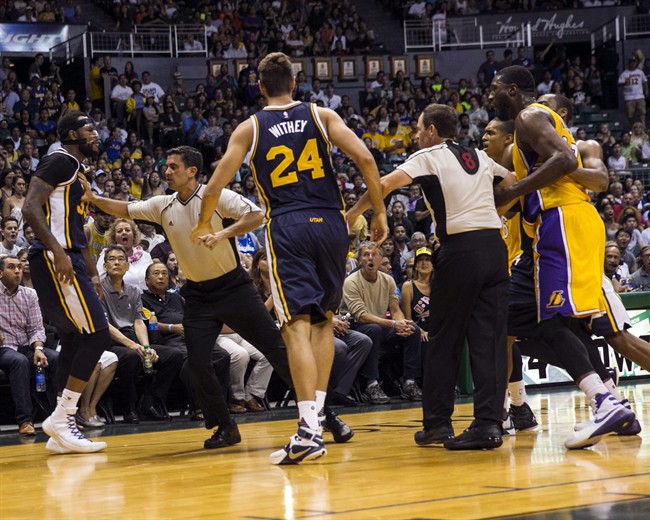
{"left": 265, "top": 219, "right": 292, "bottom": 321}
{"left": 44, "top": 199, "right": 51, "bottom": 227}
{"left": 42, "top": 251, "right": 79, "bottom": 332}
{"left": 310, "top": 103, "right": 346, "bottom": 210}
{"left": 71, "top": 275, "right": 96, "bottom": 334}
{"left": 64, "top": 184, "right": 72, "bottom": 249}
{"left": 310, "top": 104, "right": 331, "bottom": 156}
{"left": 249, "top": 114, "right": 273, "bottom": 222}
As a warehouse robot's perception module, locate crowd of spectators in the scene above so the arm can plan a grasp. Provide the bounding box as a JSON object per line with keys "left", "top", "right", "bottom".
{"left": 0, "top": 0, "right": 85, "bottom": 23}
{"left": 400, "top": 0, "right": 634, "bottom": 20}
{"left": 103, "top": 0, "right": 378, "bottom": 59}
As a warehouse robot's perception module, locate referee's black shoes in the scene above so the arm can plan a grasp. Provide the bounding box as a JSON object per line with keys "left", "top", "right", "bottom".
{"left": 414, "top": 423, "right": 455, "bottom": 446}
{"left": 204, "top": 421, "right": 242, "bottom": 449}
{"left": 320, "top": 407, "right": 354, "bottom": 443}
{"left": 443, "top": 423, "right": 503, "bottom": 450}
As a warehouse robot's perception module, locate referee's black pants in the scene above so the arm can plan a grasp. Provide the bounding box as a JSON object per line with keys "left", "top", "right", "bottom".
{"left": 181, "top": 267, "right": 291, "bottom": 430}
{"left": 422, "top": 229, "right": 509, "bottom": 430}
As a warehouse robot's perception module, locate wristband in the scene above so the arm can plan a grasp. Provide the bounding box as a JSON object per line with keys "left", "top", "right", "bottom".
{"left": 35, "top": 346, "right": 44, "bottom": 351}
{"left": 168, "top": 324, "right": 173, "bottom": 332}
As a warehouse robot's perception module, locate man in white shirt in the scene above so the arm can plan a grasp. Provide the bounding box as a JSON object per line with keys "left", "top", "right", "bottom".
{"left": 323, "top": 83, "right": 342, "bottom": 110}
{"left": 408, "top": 0, "right": 427, "bottom": 18}
{"left": 183, "top": 34, "right": 203, "bottom": 52}
{"left": 618, "top": 56, "right": 648, "bottom": 127}
{"left": 140, "top": 71, "right": 165, "bottom": 104}
{"left": 110, "top": 75, "right": 133, "bottom": 126}
{"left": 309, "top": 78, "right": 327, "bottom": 104}
{"left": 0, "top": 217, "right": 21, "bottom": 256}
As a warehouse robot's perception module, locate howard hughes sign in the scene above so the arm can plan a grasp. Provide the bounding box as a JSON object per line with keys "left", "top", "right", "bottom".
{"left": 0, "top": 24, "right": 86, "bottom": 53}
{"left": 487, "top": 6, "right": 636, "bottom": 43}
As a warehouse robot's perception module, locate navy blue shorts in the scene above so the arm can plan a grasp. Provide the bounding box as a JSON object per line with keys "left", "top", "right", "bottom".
{"left": 29, "top": 249, "right": 108, "bottom": 335}
{"left": 265, "top": 209, "right": 349, "bottom": 324}
{"left": 508, "top": 253, "right": 538, "bottom": 338}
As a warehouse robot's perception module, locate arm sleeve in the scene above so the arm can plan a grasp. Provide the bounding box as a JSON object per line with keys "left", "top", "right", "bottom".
{"left": 217, "top": 188, "right": 263, "bottom": 220}
{"left": 399, "top": 150, "right": 436, "bottom": 181}
{"left": 342, "top": 276, "right": 368, "bottom": 321}
{"left": 127, "top": 196, "right": 169, "bottom": 225}
{"left": 388, "top": 277, "right": 399, "bottom": 305}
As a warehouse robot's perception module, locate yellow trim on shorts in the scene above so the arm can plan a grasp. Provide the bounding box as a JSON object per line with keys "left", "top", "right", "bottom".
{"left": 42, "top": 251, "right": 79, "bottom": 332}
{"left": 265, "top": 220, "right": 292, "bottom": 321}
{"left": 71, "top": 274, "right": 96, "bottom": 334}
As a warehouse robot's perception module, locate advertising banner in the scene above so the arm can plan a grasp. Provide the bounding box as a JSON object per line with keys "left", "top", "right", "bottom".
{"left": 484, "top": 6, "right": 636, "bottom": 43}
{"left": 523, "top": 308, "right": 650, "bottom": 386}
{"left": 0, "top": 24, "right": 86, "bottom": 54}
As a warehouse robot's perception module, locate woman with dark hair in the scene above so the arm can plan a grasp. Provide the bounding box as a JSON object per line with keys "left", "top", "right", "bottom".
{"left": 141, "top": 170, "right": 167, "bottom": 200}
{"left": 2, "top": 175, "right": 26, "bottom": 227}
{"left": 400, "top": 247, "right": 433, "bottom": 346}
{"left": 112, "top": 178, "right": 136, "bottom": 202}
{"left": 0, "top": 169, "right": 15, "bottom": 212}
{"left": 123, "top": 61, "right": 139, "bottom": 84}
{"left": 17, "top": 247, "right": 33, "bottom": 289}
{"left": 380, "top": 236, "right": 404, "bottom": 287}
{"left": 163, "top": 250, "right": 182, "bottom": 292}
{"left": 241, "top": 172, "right": 257, "bottom": 202}
{"left": 250, "top": 248, "right": 274, "bottom": 313}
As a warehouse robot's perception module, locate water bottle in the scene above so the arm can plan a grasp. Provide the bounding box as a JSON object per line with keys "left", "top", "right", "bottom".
{"left": 35, "top": 362, "right": 46, "bottom": 392}
{"left": 143, "top": 344, "right": 154, "bottom": 374}
{"left": 148, "top": 311, "right": 158, "bottom": 331}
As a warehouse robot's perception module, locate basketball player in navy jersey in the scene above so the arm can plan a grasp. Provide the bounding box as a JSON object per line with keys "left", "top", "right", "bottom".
{"left": 193, "top": 52, "right": 388, "bottom": 464}
{"left": 22, "top": 111, "right": 111, "bottom": 454}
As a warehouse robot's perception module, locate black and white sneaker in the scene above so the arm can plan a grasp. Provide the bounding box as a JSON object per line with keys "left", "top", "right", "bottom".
{"left": 270, "top": 420, "right": 326, "bottom": 465}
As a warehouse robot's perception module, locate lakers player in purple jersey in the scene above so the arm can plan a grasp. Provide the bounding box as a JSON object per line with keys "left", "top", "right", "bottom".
{"left": 193, "top": 52, "right": 387, "bottom": 464}
{"left": 490, "top": 66, "right": 635, "bottom": 449}
{"left": 22, "top": 111, "right": 111, "bottom": 454}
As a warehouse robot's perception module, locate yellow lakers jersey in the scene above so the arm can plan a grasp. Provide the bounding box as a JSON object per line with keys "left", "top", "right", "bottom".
{"left": 512, "top": 103, "right": 589, "bottom": 235}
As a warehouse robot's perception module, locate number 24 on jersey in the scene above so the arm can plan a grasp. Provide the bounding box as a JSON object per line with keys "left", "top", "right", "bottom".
{"left": 267, "top": 138, "right": 325, "bottom": 188}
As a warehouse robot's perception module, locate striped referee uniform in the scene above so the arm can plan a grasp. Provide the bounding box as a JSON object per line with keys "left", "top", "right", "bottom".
{"left": 127, "top": 185, "right": 292, "bottom": 430}
{"left": 399, "top": 140, "right": 510, "bottom": 429}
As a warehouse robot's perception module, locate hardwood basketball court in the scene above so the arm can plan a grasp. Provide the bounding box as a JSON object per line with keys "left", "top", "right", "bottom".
{"left": 0, "top": 382, "right": 648, "bottom": 519}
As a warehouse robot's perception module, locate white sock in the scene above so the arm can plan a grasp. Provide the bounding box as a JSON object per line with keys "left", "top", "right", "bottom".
{"left": 367, "top": 380, "right": 379, "bottom": 389}
{"left": 57, "top": 389, "right": 82, "bottom": 413}
{"left": 578, "top": 373, "right": 608, "bottom": 402}
{"left": 298, "top": 400, "right": 319, "bottom": 431}
{"left": 603, "top": 379, "right": 623, "bottom": 402}
{"left": 315, "top": 390, "right": 327, "bottom": 413}
{"left": 503, "top": 389, "right": 509, "bottom": 411}
{"left": 509, "top": 380, "right": 527, "bottom": 407}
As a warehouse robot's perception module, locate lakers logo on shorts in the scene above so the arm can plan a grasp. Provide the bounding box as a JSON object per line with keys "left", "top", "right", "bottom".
{"left": 546, "top": 290, "right": 566, "bottom": 309}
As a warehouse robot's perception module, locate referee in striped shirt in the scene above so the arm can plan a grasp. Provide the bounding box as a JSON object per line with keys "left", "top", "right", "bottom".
{"left": 349, "top": 104, "right": 510, "bottom": 451}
